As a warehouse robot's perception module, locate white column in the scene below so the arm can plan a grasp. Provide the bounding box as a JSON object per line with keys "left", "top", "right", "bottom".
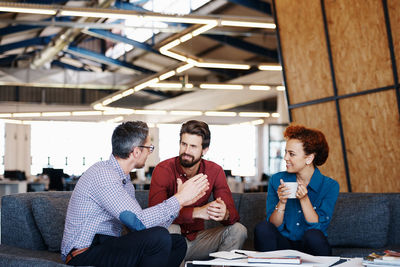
{"left": 4, "top": 123, "right": 31, "bottom": 175}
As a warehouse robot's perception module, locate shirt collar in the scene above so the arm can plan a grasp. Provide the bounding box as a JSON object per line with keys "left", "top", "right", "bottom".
{"left": 174, "top": 156, "right": 205, "bottom": 179}
{"left": 308, "top": 167, "right": 323, "bottom": 192}
{"left": 109, "top": 154, "right": 130, "bottom": 182}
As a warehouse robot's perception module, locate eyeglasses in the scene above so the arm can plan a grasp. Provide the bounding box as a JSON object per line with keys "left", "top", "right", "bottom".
{"left": 138, "top": 145, "right": 155, "bottom": 153}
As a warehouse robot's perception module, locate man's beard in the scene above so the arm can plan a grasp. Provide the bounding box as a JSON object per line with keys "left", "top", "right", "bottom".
{"left": 179, "top": 153, "right": 201, "bottom": 168}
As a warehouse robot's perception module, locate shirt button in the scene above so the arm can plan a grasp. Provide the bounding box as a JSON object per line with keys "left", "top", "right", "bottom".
{"left": 313, "top": 207, "right": 316, "bottom": 209}
{"left": 296, "top": 223, "right": 300, "bottom": 226}
{"left": 298, "top": 210, "right": 301, "bottom": 213}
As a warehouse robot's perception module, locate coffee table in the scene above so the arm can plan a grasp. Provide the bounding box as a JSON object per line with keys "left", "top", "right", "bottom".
{"left": 183, "top": 249, "right": 361, "bottom": 267}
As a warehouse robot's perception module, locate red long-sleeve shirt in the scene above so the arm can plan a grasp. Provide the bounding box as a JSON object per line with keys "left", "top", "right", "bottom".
{"left": 149, "top": 157, "right": 240, "bottom": 241}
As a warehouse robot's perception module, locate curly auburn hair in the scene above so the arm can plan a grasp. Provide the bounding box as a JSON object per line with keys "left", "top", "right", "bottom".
{"left": 284, "top": 124, "right": 329, "bottom": 166}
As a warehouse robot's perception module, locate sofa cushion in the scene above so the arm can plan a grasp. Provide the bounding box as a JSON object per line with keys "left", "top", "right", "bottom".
{"left": 31, "top": 194, "right": 70, "bottom": 252}
{"left": 327, "top": 194, "right": 390, "bottom": 248}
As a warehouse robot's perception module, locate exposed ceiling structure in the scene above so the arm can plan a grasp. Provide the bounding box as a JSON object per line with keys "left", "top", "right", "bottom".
{"left": 0, "top": 0, "right": 284, "bottom": 125}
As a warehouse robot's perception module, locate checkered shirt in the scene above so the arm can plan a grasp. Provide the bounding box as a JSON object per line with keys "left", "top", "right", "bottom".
{"left": 61, "top": 155, "right": 180, "bottom": 261}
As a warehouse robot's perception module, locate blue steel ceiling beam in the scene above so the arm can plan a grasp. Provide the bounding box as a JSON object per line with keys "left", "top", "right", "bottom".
{"left": 65, "top": 46, "right": 155, "bottom": 74}
{"left": 204, "top": 33, "right": 278, "bottom": 61}
{"left": 227, "top": 0, "right": 272, "bottom": 15}
{"left": 0, "top": 25, "right": 40, "bottom": 37}
{"left": 0, "top": 17, "right": 72, "bottom": 37}
{"left": 0, "top": 36, "right": 53, "bottom": 53}
{"left": 52, "top": 60, "right": 90, "bottom": 72}
{"left": 87, "top": 29, "right": 160, "bottom": 55}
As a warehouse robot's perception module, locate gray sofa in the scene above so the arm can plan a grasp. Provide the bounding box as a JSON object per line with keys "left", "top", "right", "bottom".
{"left": 1, "top": 191, "right": 399, "bottom": 266}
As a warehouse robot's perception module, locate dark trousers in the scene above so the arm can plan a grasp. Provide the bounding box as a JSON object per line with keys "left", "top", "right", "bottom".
{"left": 67, "top": 226, "right": 187, "bottom": 267}
{"left": 254, "top": 221, "right": 332, "bottom": 256}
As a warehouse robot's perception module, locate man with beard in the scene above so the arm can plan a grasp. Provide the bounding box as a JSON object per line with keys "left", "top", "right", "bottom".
{"left": 149, "top": 120, "right": 247, "bottom": 263}
{"left": 61, "top": 121, "right": 209, "bottom": 267}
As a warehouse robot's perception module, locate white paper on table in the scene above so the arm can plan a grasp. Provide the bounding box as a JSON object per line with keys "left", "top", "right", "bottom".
{"left": 209, "top": 251, "right": 247, "bottom": 260}
{"left": 192, "top": 258, "right": 314, "bottom": 266}
{"left": 232, "top": 249, "right": 340, "bottom": 267}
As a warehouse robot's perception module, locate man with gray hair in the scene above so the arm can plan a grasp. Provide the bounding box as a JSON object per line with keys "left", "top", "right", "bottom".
{"left": 61, "top": 121, "right": 209, "bottom": 267}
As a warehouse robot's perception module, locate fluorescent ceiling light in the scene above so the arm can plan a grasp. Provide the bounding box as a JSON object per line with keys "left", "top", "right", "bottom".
{"left": 258, "top": 65, "right": 282, "bottom": 71}
{"left": 239, "top": 112, "right": 270, "bottom": 118}
{"left": 42, "top": 112, "right": 72, "bottom": 117}
{"left": 0, "top": 113, "right": 12, "bottom": 118}
{"left": 176, "top": 64, "right": 194, "bottom": 73}
{"left": 251, "top": 119, "right": 265, "bottom": 125}
{"left": 271, "top": 113, "right": 280, "bottom": 118}
{"left": 160, "top": 39, "right": 181, "bottom": 51}
{"left": 13, "top": 112, "right": 41, "bottom": 118}
{"left": 159, "top": 71, "right": 176, "bottom": 80}
{"left": 0, "top": 6, "right": 56, "bottom": 15}
{"left": 103, "top": 108, "right": 134, "bottom": 115}
{"left": 135, "top": 110, "right": 167, "bottom": 115}
{"left": 192, "top": 22, "right": 218, "bottom": 36}
{"left": 180, "top": 33, "right": 193, "bottom": 43}
{"left": 220, "top": 20, "right": 275, "bottom": 29}
{"left": 93, "top": 104, "right": 104, "bottom": 110}
{"left": 148, "top": 16, "right": 216, "bottom": 25}
{"left": 276, "top": 86, "right": 286, "bottom": 91}
{"left": 170, "top": 110, "right": 203, "bottom": 116}
{"left": 204, "top": 111, "right": 237, "bottom": 117}
{"left": 60, "top": 10, "right": 139, "bottom": 20}
{"left": 102, "top": 98, "right": 113, "bottom": 106}
{"left": 200, "top": 84, "right": 243, "bottom": 90}
{"left": 1, "top": 119, "right": 22, "bottom": 124}
{"left": 72, "top": 111, "right": 103, "bottom": 116}
{"left": 122, "top": 89, "right": 134, "bottom": 97}
{"left": 249, "top": 85, "right": 271, "bottom": 91}
{"left": 111, "top": 94, "right": 123, "bottom": 101}
{"left": 134, "top": 78, "right": 160, "bottom": 91}
{"left": 195, "top": 62, "right": 250, "bottom": 69}
{"left": 152, "top": 83, "right": 186, "bottom": 89}
{"left": 160, "top": 50, "right": 187, "bottom": 62}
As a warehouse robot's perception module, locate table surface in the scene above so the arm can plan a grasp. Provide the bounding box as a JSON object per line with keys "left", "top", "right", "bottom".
{"left": 184, "top": 249, "right": 361, "bottom": 267}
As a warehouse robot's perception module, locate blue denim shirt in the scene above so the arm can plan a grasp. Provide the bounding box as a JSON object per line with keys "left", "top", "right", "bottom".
{"left": 266, "top": 168, "right": 339, "bottom": 241}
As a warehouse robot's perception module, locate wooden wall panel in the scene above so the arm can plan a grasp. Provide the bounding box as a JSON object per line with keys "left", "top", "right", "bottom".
{"left": 325, "top": 0, "right": 394, "bottom": 94}
{"left": 388, "top": 0, "right": 400, "bottom": 80}
{"left": 291, "top": 102, "right": 347, "bottom": 192}
{"left": 275, "top": 0, "right": 333, "bottom": 104}
{"left": 340, "top": 90, "right": 400, "bottom": 192}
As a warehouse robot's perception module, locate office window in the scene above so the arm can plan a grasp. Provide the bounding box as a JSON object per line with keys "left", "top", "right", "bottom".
{"left": 0, "top": 120, "right": 4, "bottom": 174}
{"left": 31, "top": 121, "right": 116, "bottom": 176}
{"left": 158, "top": 124, "right": 256, "bottom": 177}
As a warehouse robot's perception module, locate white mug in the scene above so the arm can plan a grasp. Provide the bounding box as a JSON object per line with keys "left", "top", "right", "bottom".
{"left": 285, "top": 182, "right": 298, "bottom": 199}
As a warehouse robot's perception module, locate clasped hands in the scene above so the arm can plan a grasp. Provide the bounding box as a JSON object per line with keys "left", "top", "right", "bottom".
{"left": 277, "top": 178, "right": 308, "bottom": 204}
{"left": 193, "top": 197, "right": 228, "bottom": 221}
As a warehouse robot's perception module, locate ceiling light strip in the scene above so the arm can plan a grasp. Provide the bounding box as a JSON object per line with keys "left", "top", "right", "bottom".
{"left": 204, "top": 111, "right": 237, "bottom": 117}
{"left": 200, "top": 84, "right": 243, "bottom": 90}
{"left": 258, "top": 65, "right": 282, "bottom": 71}
{"left": 239, "top": 112, "right": 270, "bottom": 118}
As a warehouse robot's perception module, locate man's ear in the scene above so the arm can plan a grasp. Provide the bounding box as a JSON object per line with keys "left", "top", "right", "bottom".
{"left": 131, "top": 147, "right": 141, "bottom": 159}
{"left": 202, "top": 147, "right": 209, "bottom": 156}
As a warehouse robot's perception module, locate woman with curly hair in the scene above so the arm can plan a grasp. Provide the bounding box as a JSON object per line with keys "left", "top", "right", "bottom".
{"left": 254, "top": 124, "right": 339, "bottom": 256}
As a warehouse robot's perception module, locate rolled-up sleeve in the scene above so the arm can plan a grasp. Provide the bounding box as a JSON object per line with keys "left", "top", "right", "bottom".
{"left": 304, "top": 180, "right": 339, "bottom": 233}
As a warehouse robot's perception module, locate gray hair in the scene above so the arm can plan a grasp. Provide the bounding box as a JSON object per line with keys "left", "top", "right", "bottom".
{"left": 112, "top": 121, "right": 149, "bottom": 159}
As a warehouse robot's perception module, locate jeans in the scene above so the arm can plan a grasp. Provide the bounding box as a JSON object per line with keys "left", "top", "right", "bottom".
{"left": 67, "top": 226, "right": 187, "bottom": 267}
{"left": 254, "top": 221, "right": 332, "bottom": 256}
